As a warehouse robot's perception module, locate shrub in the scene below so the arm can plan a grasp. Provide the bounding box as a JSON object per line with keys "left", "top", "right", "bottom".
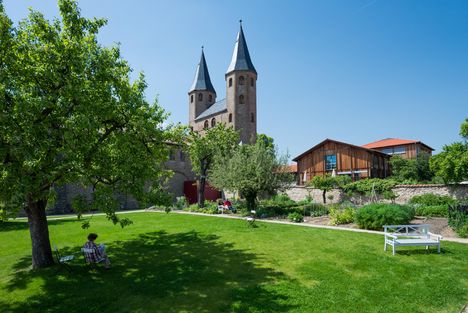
{"left": 409, "top": 194, "right": 457, "bottom": 206}
{"left": 329, "top": 205, "right": 355, "bottom": 225}
{"left": 448, "top": 204, "right": 468, "bottom": 237}
{"left": 414, "top": 205, "right": 447, "bottom": 217}
{"left": 288, "top": 212, "right": 303, "bottom": 223}
{"left": 174, "top": 196, "right": 188, "bottom": 210}
{"left": 184, "top": 202, "right": 219, "bottom": 214}
{"left": 261, "top": 194, "right": 297, "bottom": 208}
{"left": 354, "top": 203, "right": 415, "bottom": 230}
{"left": 303, "top": 203, "right": 328, "bottom": 217}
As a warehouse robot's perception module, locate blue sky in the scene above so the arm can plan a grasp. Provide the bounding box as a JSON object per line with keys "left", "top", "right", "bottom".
{"left": 4, "top": 0, "right": 468, "bottom": 159}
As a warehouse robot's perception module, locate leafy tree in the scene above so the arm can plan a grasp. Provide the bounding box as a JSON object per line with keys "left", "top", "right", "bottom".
{"left": 209, "top": 140, "right": 293, "bottom": 210}
{"left": 257, "top": 133, "right": 275, "bottom": 152}
{"left": 0, "top": 1, "right": 177, "bottom": 268}
{"left": 430, "top": 118, "right": 468, "bottom": 183}
{"left": 308, "top": 175, "right": 350, "bottom": 204}
{"left": 389, "top": 152, "right": 433, "bottom": 183}
{"left": 186, "top": 124, "right": 239, "bottom": 208}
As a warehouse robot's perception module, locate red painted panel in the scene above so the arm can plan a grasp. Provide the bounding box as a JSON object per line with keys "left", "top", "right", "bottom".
{"left": 183, "top": 180, "right": 221, "bottom": 204}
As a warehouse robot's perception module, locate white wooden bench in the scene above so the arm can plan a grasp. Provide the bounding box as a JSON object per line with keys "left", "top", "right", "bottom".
{"left": 384, "top": 224, "right": 442, "bottom": 255}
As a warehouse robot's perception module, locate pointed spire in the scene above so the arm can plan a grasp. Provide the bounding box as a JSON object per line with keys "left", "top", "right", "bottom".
{"left": 226, "top": 21, "right": 256, "bottom": 75}
{"left": 189, "top": 48, "right": 216, "bottom": 94}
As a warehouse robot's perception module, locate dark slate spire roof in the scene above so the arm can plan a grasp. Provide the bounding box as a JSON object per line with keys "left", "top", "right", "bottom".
{"left": 226, "top": 22, "right": 256, "bottom": 75}
{"left": 189, "top": 48, "right": 216, "bottom": 94}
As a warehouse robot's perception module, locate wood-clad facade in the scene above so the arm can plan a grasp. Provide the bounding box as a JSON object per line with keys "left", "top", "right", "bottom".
{"left": 368, "top": 143, "right": 433, "bottom": 160}
{"left": 293, "top": 139, "right": 390, "bottom": 186}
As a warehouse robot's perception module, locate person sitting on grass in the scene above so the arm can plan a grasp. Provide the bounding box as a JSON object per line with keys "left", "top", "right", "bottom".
{"left": 83, "top": 233, "right": 111, "bottom": 269}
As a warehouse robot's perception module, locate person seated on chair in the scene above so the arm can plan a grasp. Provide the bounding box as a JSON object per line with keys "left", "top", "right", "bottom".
{"left": 223, "top": 199, "right": 236, "bottom": 213}
{"left": 83, "top": 233, "right": 111, "bottom": 269}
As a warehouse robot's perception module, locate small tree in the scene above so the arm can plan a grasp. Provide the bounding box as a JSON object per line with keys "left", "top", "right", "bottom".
{"left": 308, "top": 175, "right": 350, "bottom": 204}
{"left": 209, "top": 139, "right": 292, "bottom": 210}
{"left": 390, "top": 152, "right": 433, "bottom": 183}
{"left": 430, "top": 118, "right": 468, "bottom": 183}
{"left": 186, "top": 124, "right": 239, "bottom": 208}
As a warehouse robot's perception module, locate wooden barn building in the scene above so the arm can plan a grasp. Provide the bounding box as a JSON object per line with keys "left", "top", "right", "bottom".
{"left": 362, "top": 138, "right": 434, "bottom": 159}
{"left": 293, "top": 139, "right": 390, "bottom": 185}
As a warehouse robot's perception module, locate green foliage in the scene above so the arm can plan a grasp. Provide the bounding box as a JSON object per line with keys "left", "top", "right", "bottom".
{"left": 186, "top": 124, "right": 240, "bottom": 207}
{"left": 260, "top": 194, "right": 296, "bottom": 208}
{"left": 343, "top": 178, "right": 397, "bottom": 201}
{"left": 429, "top": 118, "right": 468, "bottom": 183}
{"left": 184, "top": 201, "right": 219, "bottom": 214}
{"left": 0, "top": 0, "right": 177, "bottom": 222}
{"left": 308, "top": 175, "right": 351, "bottom": 203}
{"left": 414, "top": 205, "right": 447, "bottom": 217}
{"left": 209, "top": 138, "right": 293, "bottom": 210}
{"left": 354, "top": 204, "right": 415, "bottom": 230}
{"left": 302, "top": 203, "right": 329, "bottom": 217}
{"left": 408, "top": 194, "right": 457, "bottom": 206}
{"left": 448, "top": 204, "right": 468, "bottom": 237}
{"left": 329, "top": 205, "right": 355, "bottom": 225}
{"left": 430, "top": 142, "right": 468, "bottom": 183}
{"left": 287, "top": 212, "right": 303, "bottom": 223}
{"left": 174, "top": 196, "right": 188, "bottom": 210}
{"left": 390, "top": 153, "right": 433, "bottom": 183}
{"left": 460, "top": 117, "right": 468, "bottom": 139}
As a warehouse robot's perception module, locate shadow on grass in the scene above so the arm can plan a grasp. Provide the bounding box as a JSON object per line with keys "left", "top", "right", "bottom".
{"left": 0, "top": 218, "right": 83, "bottom": 232}
{"left": 3, "top": 230, "right": 294, "bottom": 313}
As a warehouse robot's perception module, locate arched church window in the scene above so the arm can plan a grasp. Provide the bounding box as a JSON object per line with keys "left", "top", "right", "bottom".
{"left": 204, "top": 120, "right": 209, "bottom": 129}
{"left": 251, "top": 113, "right": 255, "bottom": 123}
{"left": 211, "top": 118, "right": 216, "bottom": 127}
{"left": 239, "top": 76, "right": 245, "bottom": 85}
{"left": 250, "top": 77, "right": 254, "bottom": 87}
{"left": 229, "top": 78, "right": 233, "bottom": 87}
{"left": 198, "top": 93, "right": 203, "bottom": 101}
{"left": 239, "top": 95, "right": 245, "bottom": 104}
{"left": 228, "top": 113, "right": 232, "bottom": 123}
{"left": 209, "top": 94, "right": 213, "bottom": 102}
{"left": 190, "top": 95, "right": 193, "bottom": 103}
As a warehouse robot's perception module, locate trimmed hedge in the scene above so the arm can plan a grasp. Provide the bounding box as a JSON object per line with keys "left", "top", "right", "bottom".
{"left": 409, "top": 194, "right": 457, "bottom": 206}
{"left": 355, "top": 204, "right": 415, "bottom": 230}
{"left": 414, "top": 205, "right": 448, "bottom": 217}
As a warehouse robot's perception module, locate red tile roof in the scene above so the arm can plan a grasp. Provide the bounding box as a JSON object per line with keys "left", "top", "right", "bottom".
{"left": 362, "top": 138, "right": 434, "bottom": 151}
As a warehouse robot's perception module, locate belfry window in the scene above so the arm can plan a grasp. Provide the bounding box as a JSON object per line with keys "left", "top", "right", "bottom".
{"left": 190, "top": 95, "right": 193, "bottom": 103}
{"left": 228, "top": 113, "right": 232, "bottom": 123}
{"left": 239, "top": 95, "right": 245, "bottom": 104}
{"left": 204, "top": 120, "right": 208, "bottom": 129}
{"left": 209, "top": 94, "right": 213, "bottom": 102}
{"left": 251, "top": 113, "right": 255, "bottom": 123}
{"left": 250, "top": 77, "right": 254, "bottom": 87}
{"left": 239, "top": 76, "right": 245, "bottom": 85}
{"left": 198, "top": 93, "right": 203, "bottom": 101}
{"left": 229, "top": 78, "right": 232, "bottom": 87}
{"left": 211, "top": 118, "right": 216, "bottom": 127}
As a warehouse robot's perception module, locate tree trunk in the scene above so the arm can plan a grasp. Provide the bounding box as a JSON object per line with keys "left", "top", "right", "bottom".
{"left": 25, "top": 198, "right": 54, "bottom": 269}
{"left": 198, "top": 161, "right": 208, "bottom": 208}
{"left": 322, "top": 190, "right": 327, "bottom": 204}
{"left": 245, "top": 192, "right": 257, "bottom": 211}
{"left": 198, "top": 176, "right": 206, "bottom": 208}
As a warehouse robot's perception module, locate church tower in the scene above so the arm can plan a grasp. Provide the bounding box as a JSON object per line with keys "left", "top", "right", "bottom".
{"left": 188, "top": 48, "right": 216, "bottom": 129}
{"left": 225, "top": 21, "right": 257, "bottom": 144}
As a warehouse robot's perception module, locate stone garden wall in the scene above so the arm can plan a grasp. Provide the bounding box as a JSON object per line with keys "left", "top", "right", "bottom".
{"left": 285, "top": 184, "right": 468, "bottom": 204}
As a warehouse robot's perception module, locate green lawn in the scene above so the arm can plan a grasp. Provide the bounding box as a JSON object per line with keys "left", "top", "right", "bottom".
{"left": 0, "top": 212, "right": 467, "bottom": 313}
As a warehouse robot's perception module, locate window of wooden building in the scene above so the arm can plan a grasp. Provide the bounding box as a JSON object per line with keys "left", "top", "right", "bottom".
{"left": 324, "top": 154, "right": 337, "bottom": 171}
